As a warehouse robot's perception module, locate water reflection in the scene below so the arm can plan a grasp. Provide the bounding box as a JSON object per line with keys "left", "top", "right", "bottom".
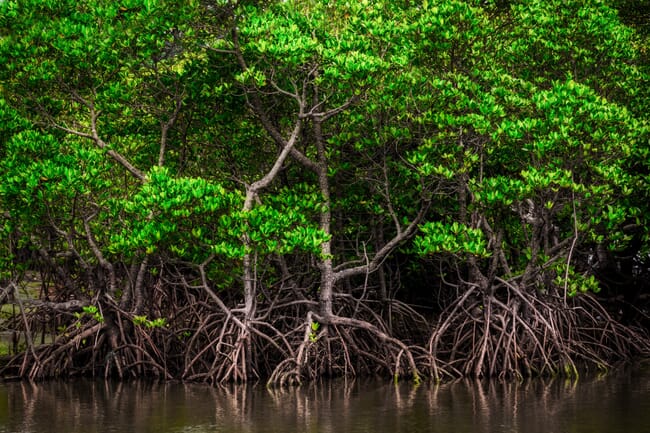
{"left": 1, "top": 368, "right": 649, "bottom": 433}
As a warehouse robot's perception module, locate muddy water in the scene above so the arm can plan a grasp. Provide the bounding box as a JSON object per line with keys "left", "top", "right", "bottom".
{"left": 1, "top": 367, "right": 649, "bottom": 433}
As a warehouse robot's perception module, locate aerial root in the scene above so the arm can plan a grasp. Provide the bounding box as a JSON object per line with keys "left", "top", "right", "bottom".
{"left": 428, "top": 280, "right": 650, "bottom": 379}
{"left": 267, "top": 306, "right": 429, "bottom": 386}
{"left": 3, "top": 278, "right": 648, "bottom": 383}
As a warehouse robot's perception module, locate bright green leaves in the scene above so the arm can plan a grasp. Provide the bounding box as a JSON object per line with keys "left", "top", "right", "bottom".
{"left": 239, "top": 5, "right": 323, "bottom": 68}
{"left": 234, "top": 66, "right": 267, "bottom": 88}
{"left": 324, "top": 49, "right": 387, "bottom": 85}
{"left": 243, "top": 186, "right": 330, "bottom": 257}
{"left": 0, "top": 0, "right": 202, "bottom": 166}
{"left": 408, "top": 139, "right": 470, "bottom": 180}
{"left": 410, "top": 0, "right": 488, "bottom": 68}
{"left": 111, "top": 167, "right": 242, "bottom": 259}
{"left": 505, "top": 0, "right": 637, "bottom": 92}
{"left": 309, "top": 320, "right": 320, "bottom": 342}
{"left": 71, "top": 306, "right": 104, "bottom": 331}
{"left": 472, "top": 176, "right": 525, "bottom": 207}
{"left": 133, "top": 314, "right": 167, "bottom": 328}
{"left": 415, "top": 221, "right": 489, "bottom": 257}
{"left": 317, "top": 2, "right": 396, "bottom": 85}
{"left": 113, "top": 168, "right": 329, "bottom": 261}
{"left": 519, "top": 168, "right": 574, "bottom": 194}
{"left": 553, "top": 262, "right": 601, "bottom": 297}
{"left": 232, "top": 0, "right": 394, "bottom": 92}
{"left": 0, "top": 130, "right": 109, "bottom": 228}
{"left": 398, "top": 0, "right": 648, "bottom": 296}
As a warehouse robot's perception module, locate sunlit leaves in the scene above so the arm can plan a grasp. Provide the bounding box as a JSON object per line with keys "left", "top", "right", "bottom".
{"left": 1, "top": 130, "right": 110, "bottom": 219}
{"left": 110, "top": 167, "right": 242, "bottom": 259}
{"left": 415, "top": 221, "right": 489, "bottom": 257}
{"left": 244, "top": 185, "right": 331, "bottom": 256}
{"left": 400, "top": 0, "right": 649, "bottom": 296}
{"left": 112, "top": 168, "right": 329, "bottom": 261}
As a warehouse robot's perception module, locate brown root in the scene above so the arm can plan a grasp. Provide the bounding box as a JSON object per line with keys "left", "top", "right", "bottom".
{"left": 2, "top": 271, "right": 648, "bottom": 384}
{"left": 427, "top": 277, "right": 650, "bottom": 380}
{"left": 267, "top": 295, "right": 431, "bottom": 386}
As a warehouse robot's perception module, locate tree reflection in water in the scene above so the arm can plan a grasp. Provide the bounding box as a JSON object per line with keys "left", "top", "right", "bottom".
{"left": 0, "top": 368, "right": 649, "bottom": 433}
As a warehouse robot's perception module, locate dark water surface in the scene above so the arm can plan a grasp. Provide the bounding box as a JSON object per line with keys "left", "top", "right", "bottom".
{"left": 1, "top": 367, "right": 649, "bottom": 433}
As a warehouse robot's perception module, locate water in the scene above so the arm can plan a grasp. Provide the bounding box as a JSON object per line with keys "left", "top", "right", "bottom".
{"left": 1, "top": 367, "right": 649, "bottom": 433}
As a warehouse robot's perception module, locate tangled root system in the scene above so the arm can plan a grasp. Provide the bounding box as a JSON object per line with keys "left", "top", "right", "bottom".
{"left": 2, "top": 276, "right": 648, "bottom": 384}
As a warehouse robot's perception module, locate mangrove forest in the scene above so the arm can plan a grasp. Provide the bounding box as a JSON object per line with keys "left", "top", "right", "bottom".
{"left": 0, "top": 0, "right": 649, "bottom": 385}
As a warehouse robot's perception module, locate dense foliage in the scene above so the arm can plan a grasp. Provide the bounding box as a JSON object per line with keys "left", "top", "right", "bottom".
{"left": 0, "top": 0, "right": 648, "bottom": 383}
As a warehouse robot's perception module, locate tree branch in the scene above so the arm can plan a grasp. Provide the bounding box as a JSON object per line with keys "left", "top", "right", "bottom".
{"left": 333, "top": 202, "right": 430, "bottom": 282}
{"left": 89, "top": 108, "right": 145, "bottom": 181}
{"left": 244, "top": 120, "right": 303, "bottom": 209}
{"left": 159, "top": 91, "right": 184, "bottom": 167}
{"left": 232, "top": 28, "right": 320, "bottom": 174}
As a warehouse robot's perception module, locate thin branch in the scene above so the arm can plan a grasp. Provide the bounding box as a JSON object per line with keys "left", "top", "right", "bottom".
{"left": 333, "top": 203, "right": 430, "bottom": 282}
{"left": 564, "top": 186, "right": 580, "bottom": 306}
{"left": 300, "top": 95, "right": 358, "bottom": 122}
{"left": 83, "top": 211, "right": 117, "bottom": 295}
{"left": 268, "top": 77, "right": 302, "bottom": 106}
{"left": 89, "top": 108, "right": 145, "bottom": 181}
{"left": 49, "top": 122, "right": 94, "bottom": 139}
{"left": 244, "top": 120, "right": 303, "bottom": 209}
{"left": 232, "top": 28, "right": 320, "bottom": 174}
{"left": 159, "top": 92, "right": 184, "bottom": 167}
{"left": 25, "top": 299, "right": 87, "bottom": 312}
